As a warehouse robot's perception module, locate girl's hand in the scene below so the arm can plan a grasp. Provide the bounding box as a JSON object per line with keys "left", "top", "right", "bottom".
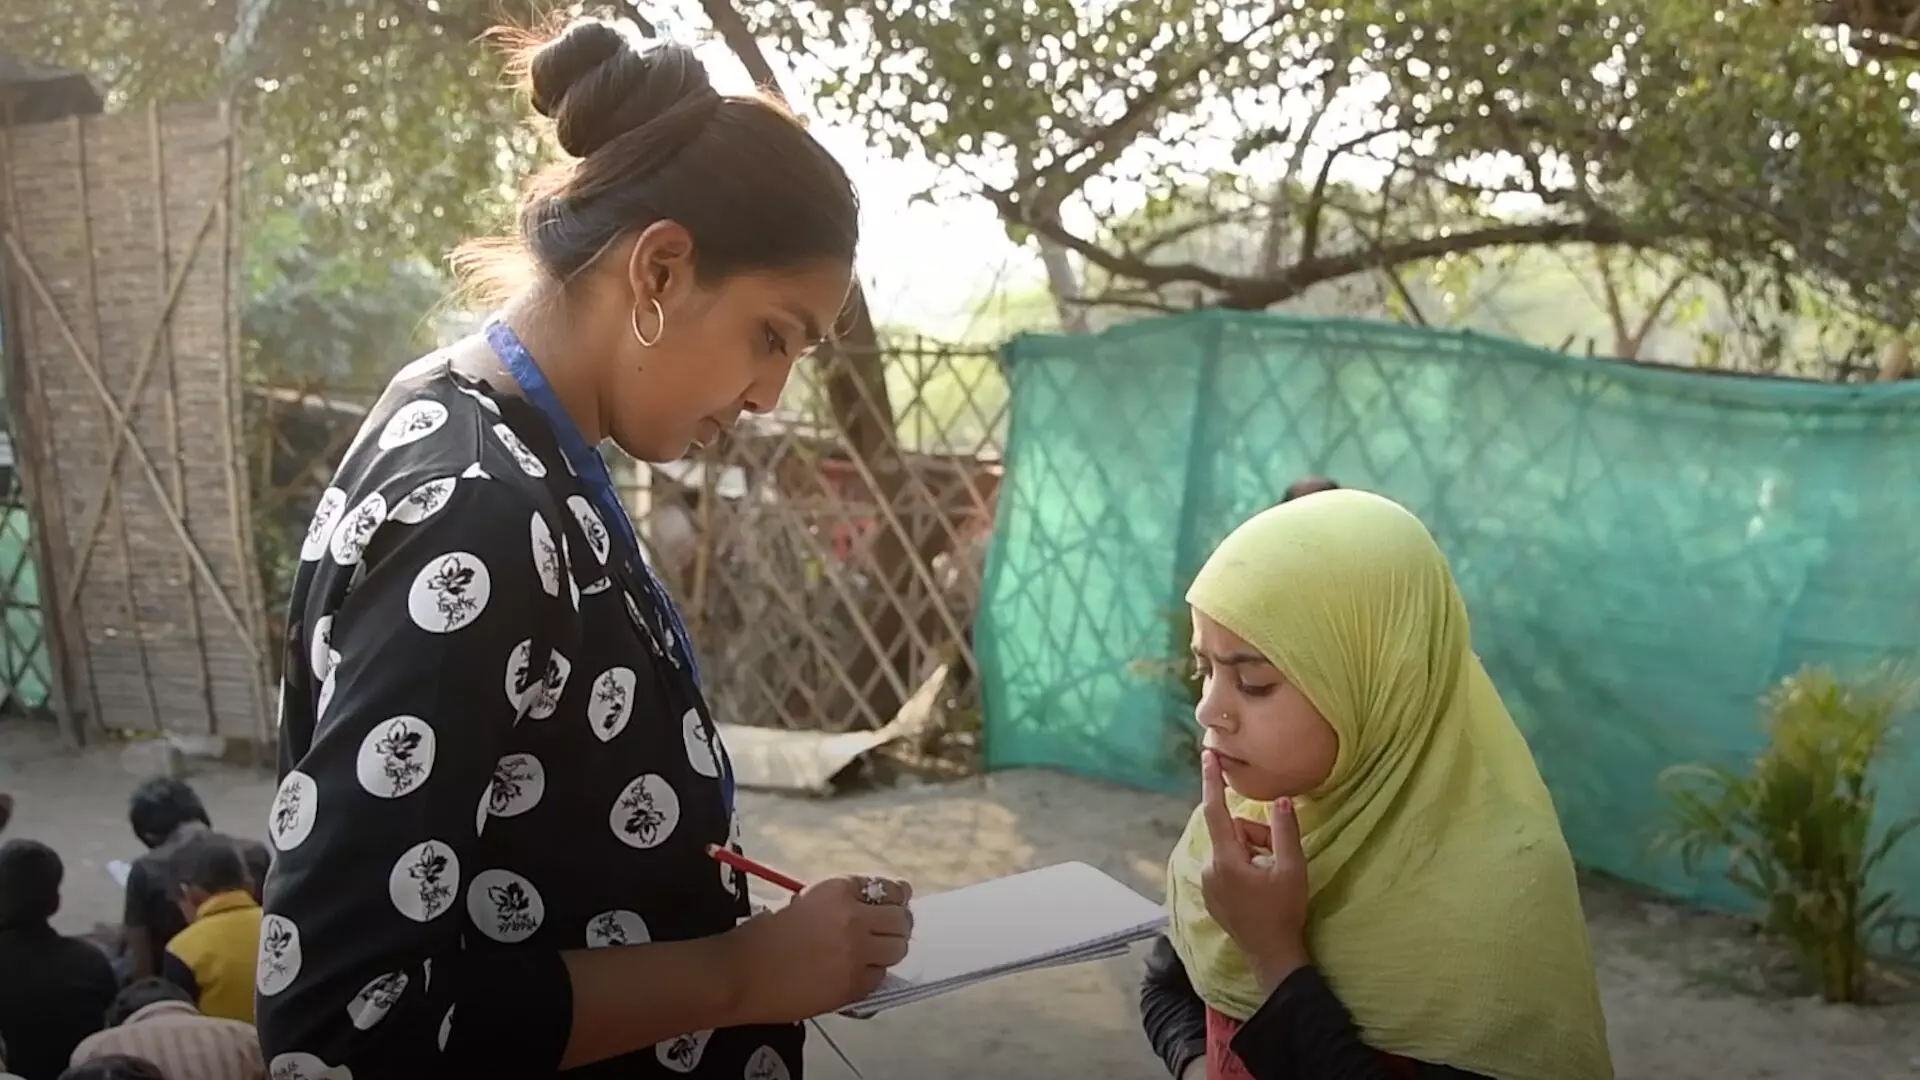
{"left": 1196, "top": 750, "right": 1311, "bottom": 991}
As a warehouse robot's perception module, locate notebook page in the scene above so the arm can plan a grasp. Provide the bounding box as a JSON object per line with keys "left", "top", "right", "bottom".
{"left": 844, "top": 861, "right": 1165, "bottom": 1015}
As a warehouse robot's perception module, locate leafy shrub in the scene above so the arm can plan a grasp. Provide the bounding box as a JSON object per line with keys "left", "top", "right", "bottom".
{"left": 1660, "top": 664, "right": 1920, "bottom": 1002}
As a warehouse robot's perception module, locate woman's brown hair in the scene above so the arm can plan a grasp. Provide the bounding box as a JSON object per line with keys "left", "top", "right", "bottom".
{"left": 455, "top": 18, "right": 858, "bottom": 305}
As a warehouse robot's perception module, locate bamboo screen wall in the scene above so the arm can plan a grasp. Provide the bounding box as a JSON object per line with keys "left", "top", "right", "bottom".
{"left": 0, "top": 102, "right": 267, "bottom": 742}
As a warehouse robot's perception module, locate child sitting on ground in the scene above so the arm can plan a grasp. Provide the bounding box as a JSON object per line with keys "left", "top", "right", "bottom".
{"left": 160, "top": 833, "right": 262, "bottom": 1025}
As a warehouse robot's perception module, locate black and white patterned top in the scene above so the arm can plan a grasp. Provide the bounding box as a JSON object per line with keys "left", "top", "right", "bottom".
{"left": 257, "top": 342, "right": 803, "bottom": 1080}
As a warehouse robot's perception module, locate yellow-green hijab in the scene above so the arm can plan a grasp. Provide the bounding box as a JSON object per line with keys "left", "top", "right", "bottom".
{"left": 1166, "top": 491, "right": 1612, "bottom": 1080}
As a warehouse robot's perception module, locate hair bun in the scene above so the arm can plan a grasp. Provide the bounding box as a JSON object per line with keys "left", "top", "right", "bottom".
{"left": 527, "top": 19, "right": 718, "bottom": 160}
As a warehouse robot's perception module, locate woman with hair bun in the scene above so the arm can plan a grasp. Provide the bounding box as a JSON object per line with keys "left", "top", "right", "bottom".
{"left": 257, "top": 18, "right": 909, "bottom": 1079}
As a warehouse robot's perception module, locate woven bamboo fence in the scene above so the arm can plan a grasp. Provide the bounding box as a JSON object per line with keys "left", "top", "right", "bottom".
{"left": 251, "top": 339, "right": 1008, "bottom": 745}
{"left": 0, "top": 102, "right": 266, "bottom": 743}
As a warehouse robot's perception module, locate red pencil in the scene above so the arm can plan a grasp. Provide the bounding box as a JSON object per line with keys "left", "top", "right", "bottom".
{"left": 706, "top": 843, "right": 807, "bottom": 893}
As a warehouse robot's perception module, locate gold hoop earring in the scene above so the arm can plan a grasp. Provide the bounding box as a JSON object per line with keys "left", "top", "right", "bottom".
{"left": 631, "top": 297, "right": 665, "bottom": 348}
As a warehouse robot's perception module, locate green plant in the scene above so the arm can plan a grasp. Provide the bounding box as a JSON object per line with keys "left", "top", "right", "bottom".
{"left": 1129, "top": 607, "right": 1204, "bottom": 770}
{"left": 1659, "top": 663, "right": 1920, "bottom": 1003}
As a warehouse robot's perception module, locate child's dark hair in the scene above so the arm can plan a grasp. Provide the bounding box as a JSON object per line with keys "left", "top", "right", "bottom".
{"left": 105, "top": 977, "right": 193, "bottom": 1028}
{"left": 456, "top": 17, "right": 859, "bottom": 304}
{"left": 169, "top": 832, "right": 250, "bottom": 897}
{"left": 127, "top": 776, "right": 209, "bottom": 849}
{"left": 0, "top": 838, "right": 62, "bottom": 926}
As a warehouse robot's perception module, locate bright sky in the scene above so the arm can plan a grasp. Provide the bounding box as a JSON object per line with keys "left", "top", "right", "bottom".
{"left": 686, "top": 31, "right": 1044, "bottom": 336}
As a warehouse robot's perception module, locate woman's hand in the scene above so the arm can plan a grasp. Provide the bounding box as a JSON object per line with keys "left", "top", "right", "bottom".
{"left": 1196, "top": 749, "right": 1311, "bottom": 992}
{"left": 726, "top": 874, "right": 915, "bottom": 1024}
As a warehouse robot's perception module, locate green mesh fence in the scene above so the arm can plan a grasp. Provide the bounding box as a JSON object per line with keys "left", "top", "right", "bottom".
{"left": 976, "top": 312, "right": 1920, "bottom": 913}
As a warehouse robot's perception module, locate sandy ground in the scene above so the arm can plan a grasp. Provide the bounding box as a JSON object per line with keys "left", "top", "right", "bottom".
{"left": 3, "top": 719, "right": 1917, "bottom": 1080}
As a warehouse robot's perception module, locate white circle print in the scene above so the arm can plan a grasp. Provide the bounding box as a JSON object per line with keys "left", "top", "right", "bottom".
{"left": 355, "top": 716, "right": 437, "bottom": 799}
{"left": 567, "top": 495, "right": 612, "bottom": 565}
{"left": 316, "top": 664, "right": 339, "bottom": 723}
{"left": 387, "top": 839, "right": 461, "bottom": 923}
{"left": 474, "top": 781, "right": 491, "bottom": 838}
{"left": 406, "top": 551, "right": 492, "bottom": 633}
{"left": 256, "top": 914, "right": 303, "bottom": 996}
{"left": 608, "top": 774, "right": 682, "bottom": 850}
{"left": 328, "top": 491, "right": 387, "bottom": 566}
{"left": 486, "top": 753, "right": 545, "bottom": 818}
{"left": 585, "top": 909, "right": 650, "bottom": 949}
{"left": 720, "top": 814, "right": 743, "bottom": 897}
{"left": 682, "top": 708, "right": 721, "bottom": 778}
{"left": 504, "top": 639, "right": 537, "bottom": 714}
{"left": 587, "top": 666, "right": 637, "bottom": 742}
{"left": 300, "top": 487, "right": 346, "bottom": 561}
{"left": 457, "top": 382, "right": 500, "bottom": 414}
{"left": 391, "top": 477, "right": 456, "bottom": 525}
{"left": 655, "top": 1030, "right": 713, "bottom": 1074}
{"left": 529, "top": 649, "right": 572, "bottom": 721}
{"left": 392, "top": 349, "right": 449, "bottom": 383}
{"left": 377, "top": 399, "right": 450, "bottom": 450}
{"left": 467, "top": 868, "right": 546, "bottom": 944}
{"left": 565, "top": 536, "right": 581, "bottom": 610}
{"left": 530, "top": 512, "right": 561, "bottom": 598}
{"left": 492, "top": 423, "right": 548, "bottom": 478}
{"left": 347, "top": 970, "right": 409, "bottom": 1031}
{"left": 267, "top": 770, "right": 318, "bottom": 852}
{"left": 268, "top": 1052, "right": 353, "bottom": 1080}
{"left": 745, "top": 1046, "right": 793, "bottom": 1080}
{"left": 309, "top": 615, "right": 335, "bottom": 682}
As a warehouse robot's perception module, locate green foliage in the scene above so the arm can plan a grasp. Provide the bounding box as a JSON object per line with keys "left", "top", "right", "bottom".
{"left": 1129, "top": 607, "right": 1204, "bottom": 770}
{"left": 243, "top": 204, "right": 450, "bottom": 386}
{"left": 1660, "top": 664, "right": 1920, "bottom": 1002}
{"left": 746, "top": 0, "right": 1920, "bottom": 329}
{"left": 242, "top": 203, "right": 449, "bottom": 672}
{"left": 13, "top": 0, "right": 549, "bottom": 267}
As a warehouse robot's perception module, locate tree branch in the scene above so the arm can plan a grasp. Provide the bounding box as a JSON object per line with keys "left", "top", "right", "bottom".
{"left": 1623, "top": 268, "right": 1695, "bottom": 357}
{"left": 985, "top": 183, "right": 1247, "bottom": 294}
{"left": 1257, "top": 65, "right": 1346, "bottom": 276}
{"left": 994, "top": 176, "right": 1647, "bottom": 311}
{"left": 696, "top": 0, "right": 784, "bottom": 95}
{"left": 1243, "top": 219, "right": 1644, "bottom": 309}
{"left": 1017, "top": 3, "right": 1296, "bottom": 213}
{"left": 1298, "top": 118, "right": 1458, "bottom": 266}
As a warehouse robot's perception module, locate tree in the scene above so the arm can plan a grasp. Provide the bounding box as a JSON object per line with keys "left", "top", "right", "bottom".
{"left": 1819, "top": 0, "right": 1920, "bottom": 58}
{"left": 16, "top": 0, "right": 953, "bottom": 729}
{"left": 743, "top": 0, "right": 1920, "bottom": 333}
{"left": 695, "top": 0, "right": 954, "bottom": 733}
{"left": 8, "top": 0, "right": 559, "bottom": 265}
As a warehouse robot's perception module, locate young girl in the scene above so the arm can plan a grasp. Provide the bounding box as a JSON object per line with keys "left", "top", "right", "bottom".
{"left": 1139, "top": 490, "right": 1612, "bottom": 1080}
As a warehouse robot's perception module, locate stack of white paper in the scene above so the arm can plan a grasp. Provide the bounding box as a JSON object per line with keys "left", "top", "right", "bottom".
{"left": 839, "top": 860, "right": 1168, "bottom": 1019}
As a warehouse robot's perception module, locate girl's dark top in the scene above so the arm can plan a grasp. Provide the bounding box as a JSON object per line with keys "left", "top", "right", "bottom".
{"left": 1139, "top": 935, "right": 1491, "bottom": 1080}
{"left": 258, "top": 343, "right": 802, "bottom": 1080}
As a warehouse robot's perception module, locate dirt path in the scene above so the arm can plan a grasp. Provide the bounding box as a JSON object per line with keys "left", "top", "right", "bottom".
{"left": 3, "top": 720, "right": 1916, "bottom": 1079}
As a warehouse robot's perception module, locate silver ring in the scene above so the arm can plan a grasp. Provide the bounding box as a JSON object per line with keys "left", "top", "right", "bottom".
{"left": 859, "top": 877, "right": 889, "bottom": 906}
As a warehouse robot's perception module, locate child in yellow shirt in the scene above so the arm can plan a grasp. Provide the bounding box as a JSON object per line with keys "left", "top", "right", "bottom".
{"left": 160, "top": 833, "right": 262, "bottom": 1024}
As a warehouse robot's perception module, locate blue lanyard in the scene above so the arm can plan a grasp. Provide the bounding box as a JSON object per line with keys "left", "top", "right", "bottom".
{"left": 482, "top": 316, "right": 734, "bottom": 816}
